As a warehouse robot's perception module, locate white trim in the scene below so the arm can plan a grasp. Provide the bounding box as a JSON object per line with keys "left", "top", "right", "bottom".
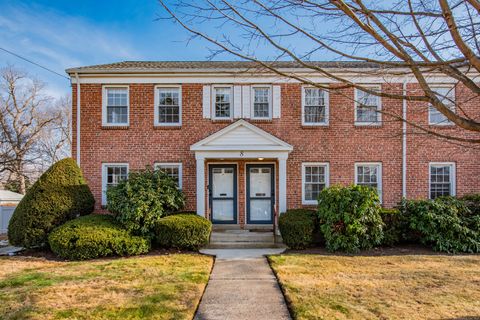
{"left": 101, "top": 163, "right": 129, "bottom": 206}
{"left": 428, "top": 162, "right": 456, "bottom": 199}
{"left": 190, "top": 119, "right": 293, "bottom": 152}
{"left": 154, "top": 162, "right": 183, "bottom": 189}
{"left": 75, "top": 73, "right": 81, "bottom": 165}
{"left": 402, "top": 81, "right": 407, "bottom": 198}
{"left": 354, "top": 162, "right": 383, "bottom": 203}
{"left": 301, "top": 86, "right": 329, "bottom": 126}
{"left": 354, "top": 85, "right": 382, "bottom": 126}
{"left": 102, "top": 85, "right": 130, "bottom": 126}
{"left": 250, "top": 85, "right": 273, "bottom": 120}
{"left": 301, "top": 162, "right": 330, "bottom": 205}
{"left": 196, "top": 158, "right": 205, "bottom": 217}
{"left": 428, "top": 85, "right": 455, "bottom": 126}
{"left": 154, "top": 85, "right": 182, "bottom": 126}
{"left": 211, "top": 85, "right": 234, "bottom": 120}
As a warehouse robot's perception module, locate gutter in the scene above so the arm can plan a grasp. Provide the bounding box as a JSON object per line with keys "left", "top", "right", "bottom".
{"left": 75, "top": 73, "right": 81, "bottom": 166}
{"left": 402, "top": 80, "right": 407, "bottom": 198}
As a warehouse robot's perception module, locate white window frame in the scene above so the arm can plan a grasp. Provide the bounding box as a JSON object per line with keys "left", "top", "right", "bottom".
{"left": 301, "top": 86, "right": 329, "bottom": 126}
{"left": 428, "top": 85, "right": 455, "bottom": 126}
{"left": 354, "top": 85, "right": 382, "bottom": 126}
{"left": 354, "top": 162, "right": 383, "bottom": 203}
{"left": 302, "top": 162, "right": 330, "bottom": 205}
{"left": 250, "top": 85, "right": 272, "bottom": 120}
{"left": 212, "top": 85, "right": 234, "bottom": 120}
{"left": 154, "top": 85, "right": 182, "bottom": 126}
{"left": 154, "top": 162, "right": 183, "bottom": 189}
{"left": 429, "top": 162, "right": 456, "bottom": 199}
{"left": 101, "top": 163, "right": 129, "bottom": 206}
{"left": 102, "top": 85, "right": 130, "bottom": 126}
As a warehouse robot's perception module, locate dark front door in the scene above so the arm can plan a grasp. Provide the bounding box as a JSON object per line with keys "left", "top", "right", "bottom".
{"left": 246, "top": 164, "right": 274, "bottom": 224}
{"left": 209, "top": 164, "right": 237, "bottom": 224}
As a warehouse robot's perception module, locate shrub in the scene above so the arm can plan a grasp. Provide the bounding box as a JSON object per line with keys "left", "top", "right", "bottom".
{"left": 380, "top": 208, "right": 405, "bottom": 246}
{"left": 279, "top": 209, "right": 318, "bottom": 249}
{"left": 318, "top": 185, "right": 384, "bottom": 253}
{"left": 404, "top": 197, "right": 480, "bottom": 253}
{"left": 107, "top": 167, "right": 185, "bottom": 238}
{"left": 154, "top": 214, "right": 212, "bottom": 250}
{"left": 8, "top": 158, "right": 95, "bottom": 248}
{"left": 461, "top": 194, "right": 480, "bottom": 215}
{"left": 48, "top": 214, "right": 150, "bottom": 260}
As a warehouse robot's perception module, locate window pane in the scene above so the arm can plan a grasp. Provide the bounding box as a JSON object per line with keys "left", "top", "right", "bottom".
{"left": 106, "top": 88, "right": 128, "bottom": 124}
{"left": 215, "top": 87, "right": 231, "bottom": 118}
{"left": 157, "top": 165, "right": 181, "bottom": 186}
{"left": 253, "top": 87, "right": 270, "bottom": 118}
{"left": 356, "top": 165, "right": 380, "bottom": 193}
{"left": 429, "top": 86, "right": 454, "bottom": 125}
{"left": 304, "top": 165, "right": 327, "bottom": 201}
{"left": 356, "top": 89, "right": 379, "bottom": 123}
{"left": 430, "top": 165, "right": 452, "bottom": 199}
{"left": 304, "top": 88, "right": 327, "bottom": 123}
{"left": 106, "top": 166, "right": 128, "bottom": 189}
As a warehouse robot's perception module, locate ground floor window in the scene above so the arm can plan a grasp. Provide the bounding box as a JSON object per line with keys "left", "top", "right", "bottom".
{"left": 155, "top": 163, "right": 182, "bottom": 189}
{"left": 101, "top": 163, "right": 129, "bottom": 205}
{"left": 430, "top": 162, "right": 455, "bottom": 199}
{"left": 302, "top": 163, "right": 329, "bottom": 205}
{"left": 355, "top": 162, "right": 382, "bottom": 202}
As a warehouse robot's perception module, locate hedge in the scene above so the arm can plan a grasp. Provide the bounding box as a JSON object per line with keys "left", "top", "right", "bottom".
{"left": 48, "top": 214, "right": 150, "bottom": 260}
{"left": 154, "top": 214, "right": 211, "bottom": 250}
{"left": 8, "top": 158, "right": 95, "bottom": 248}
{"left": 279, "top": 209, "right": 318, "bottom": 249}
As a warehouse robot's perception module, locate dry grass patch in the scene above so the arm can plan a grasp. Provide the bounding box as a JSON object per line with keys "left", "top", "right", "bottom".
{"left": 0, "top": 254, "right": 213, "bottom": 320}
{"left": 269, "top": 254, "right": 480, "bottom": 320}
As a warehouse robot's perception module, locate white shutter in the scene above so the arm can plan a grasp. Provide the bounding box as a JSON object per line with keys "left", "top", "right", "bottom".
{"left": 233, "top": 86, "right": 242, "bottom": 118}
{"left": 272, "top": 85, "right": 281, "bottom": 118}
{"left": 242, "top": 85, "right": 251, "bottom": 118}
{"left": 202, "top": 85, "right": 211, "bottom": 118}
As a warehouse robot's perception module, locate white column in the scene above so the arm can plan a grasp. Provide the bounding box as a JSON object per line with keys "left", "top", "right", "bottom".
{"left": 278, "top": 156, "right": 288, "bottom": 214}
{"left": 195, "top": 155, "right": 206, "bottom": 217}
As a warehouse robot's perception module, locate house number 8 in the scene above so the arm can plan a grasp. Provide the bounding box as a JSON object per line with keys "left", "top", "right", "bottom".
{"left": 240, "top": 151, "right": 244, "bottom": 157}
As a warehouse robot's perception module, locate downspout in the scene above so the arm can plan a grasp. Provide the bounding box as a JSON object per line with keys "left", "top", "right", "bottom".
{"left": 75, "top": 73, "right": 81, "bottom": 166}
{"left": 402, "top": 80, "right": 407, "bottom": 198}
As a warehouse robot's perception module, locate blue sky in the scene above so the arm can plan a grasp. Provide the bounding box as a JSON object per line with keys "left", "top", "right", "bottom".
{"left": 0, "top": 0, "right": 237, "bottom": 98}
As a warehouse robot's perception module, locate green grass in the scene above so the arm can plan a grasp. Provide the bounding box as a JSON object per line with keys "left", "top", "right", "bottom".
{"left": 0, "top": 254, "right": 213, "bottom": 320}
{"left": 269, "top": 254, "right": 480, "bottom": 320}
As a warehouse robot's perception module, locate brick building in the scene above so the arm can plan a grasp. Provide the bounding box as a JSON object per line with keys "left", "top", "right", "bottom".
{"left": 66, "top": 61, "right": 480, "bottom": 228}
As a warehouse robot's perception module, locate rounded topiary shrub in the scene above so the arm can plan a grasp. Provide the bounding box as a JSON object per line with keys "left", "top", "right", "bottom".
{"left": 403, "top": 197, "right": 480, "bottom": 253}
{"left": 318, "top": 185, "right": 384, "bottom": 253}
{"left": 279, "top": 209, "right": 318, "bottom": 249}
{"left": 107, "top": 167, "right": 185, "bottom": 238}
{"left": 8, "top": 158, "right": 95, "bottom": 248}
{"left": 154, "top": 214, "right": 212, "bottom": 250}
{"left": 48, "top": 214, "right": 150, "bottom": 260}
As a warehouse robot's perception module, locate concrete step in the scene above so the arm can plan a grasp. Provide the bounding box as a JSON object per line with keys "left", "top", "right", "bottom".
{"left": 210, "top": 231, "right": 274, "bottom": 243}
{"left": 205, "top": 241, "right": 286, "bottom": 249}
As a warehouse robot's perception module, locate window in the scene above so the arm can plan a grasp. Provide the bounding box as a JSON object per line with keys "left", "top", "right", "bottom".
{"left": 102, "top": 163, "right": 129, "bottom": 205}
{"left": 355, "top": 87, "right": 381, "bottom": 125}
{"left": 355, "top": 163, "right": 382, "bottom": 202}
{"left": 155, "top": 86, "right": 181, "bottom": 126}
{"left": 252, "top": 86, "right": 271, "bottom": 119}
{"left": 302, "top": 163, "right": 329, "bottom": 205}
{"left": 103, "top": 86, "right": 129, "bottom": 126}
{"left": 429, "top": 86, "right": 455, "bottom": 125}
{"left": 213, "top": 86, "right": 232, "bottom": 119}
{"left": 302, "top": 87, "right": 328, "bottom": 125}
{"left": 155, "top": 163, "right": 182, "bottom": 189}
{"left": 429, "top": 163, "right": 455, "bottom": 199}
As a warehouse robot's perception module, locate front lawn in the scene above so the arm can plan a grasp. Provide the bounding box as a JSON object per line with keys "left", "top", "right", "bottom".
{"left": 0, "top": 254, "right": 213, "bottom": 320}
{"left": 269, "top": 253, "right": 480, "bottom": 320}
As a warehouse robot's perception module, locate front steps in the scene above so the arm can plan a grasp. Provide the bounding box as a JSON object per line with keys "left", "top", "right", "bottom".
{"left": 206, "top": 229, "right": 286, "bottom": 249}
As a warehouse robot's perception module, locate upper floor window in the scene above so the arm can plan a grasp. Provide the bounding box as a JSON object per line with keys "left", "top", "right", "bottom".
{"left": 429, "top": 86, "right": 455, "bottom": 125}
{"left": 429, "top": 163, "right": 455, "bottom": 199}
{"left": 101, "top": 163, "right": 128, "bottom": 205}
{"left": 355, "top": 86, "right": 381, "bottom": 125}
{"left": 103, "top": 86, "right": 129, "bottom": 126}
{"left": 302, "top": 163, "right": 329, "bottom": 205}
{"left": 213, "top": 86, "right": 232, "bottom": 119}
{"left": 155, "top": 163, "right": 182, "bottom": 189}
{"left": 155, "top": 86, "right": 181, "bottom": 126}
{"left": 302, "top": 87, "right": 328, "bottom": 125}
{"left": 355, "top": 163, "right": 382, "bottom": 202}
{"left": 252, "top": 86, "right": 271, "bottom": 119}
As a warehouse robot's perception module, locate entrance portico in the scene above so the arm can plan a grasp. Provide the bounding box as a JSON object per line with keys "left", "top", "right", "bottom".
{"left": 190, "top": 120, "right": 293, "bottom": 226}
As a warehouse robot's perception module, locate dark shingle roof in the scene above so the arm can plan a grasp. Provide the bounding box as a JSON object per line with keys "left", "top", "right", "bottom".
{"left": 66, "top": 60, "right": 384, "bottom": 74}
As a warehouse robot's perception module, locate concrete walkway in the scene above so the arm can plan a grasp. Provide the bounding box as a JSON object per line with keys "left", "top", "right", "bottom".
{"left": 196, "top": 249, "right": 291, "bottom": 320}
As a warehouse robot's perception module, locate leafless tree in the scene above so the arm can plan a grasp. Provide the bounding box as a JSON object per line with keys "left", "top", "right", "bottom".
{"left": 159, "top": 0, "right": 480, "bottom": 144}
{"left": 0, "top": 66, "right": 65, "bottom": 194}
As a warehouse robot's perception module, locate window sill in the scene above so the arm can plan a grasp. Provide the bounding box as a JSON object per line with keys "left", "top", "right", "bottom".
{"left": 153, "top": 125, "right": 182, "bottom": 130}
{"left": 301, "top": 123, "right": 329, "bottom": 128}
{"left": 354, "top": 122, "right": 382, "bottom": 127}
{"left": 101, "top": 125, "right": 129, "bottom": 130}
{"left": 428, "top": 123, "right": 455, "bottom": 128}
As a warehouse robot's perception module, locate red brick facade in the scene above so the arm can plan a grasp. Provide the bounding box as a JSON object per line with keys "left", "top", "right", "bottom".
{"left": 72, "top": 81, "right": 480, "bottom": 225}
